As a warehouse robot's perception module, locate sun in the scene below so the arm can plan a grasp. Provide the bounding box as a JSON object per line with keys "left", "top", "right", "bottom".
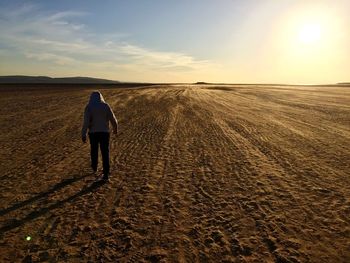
{"left": 298, "top": 23, "right": 322, "bottom": 44}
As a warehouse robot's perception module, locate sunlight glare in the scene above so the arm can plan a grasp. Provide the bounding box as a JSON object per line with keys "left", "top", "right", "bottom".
{"left": 270, "top": 4, "right": 346, "bottom": 84}
{"left": 279, "top": 6, "right": 340, "bottom": 58}
{"left": 298, "top": 23, "right": 321, "bottom": 44}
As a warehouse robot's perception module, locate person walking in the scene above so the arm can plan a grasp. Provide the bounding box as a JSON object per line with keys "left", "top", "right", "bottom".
{"left": 82, "top": 91, "right": 118, "bottom": 181}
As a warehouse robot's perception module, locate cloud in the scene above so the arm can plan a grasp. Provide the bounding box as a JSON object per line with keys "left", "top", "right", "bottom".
{"left": 115, "top": 44, "right": 215, "bottom": 71}
{"left": 0, "top": 3, "right": 37, "bottom": 18}
{"left": 45, "top": 11, "right": 88, "bottom": 22}
{"left": 31, "top": 39, "right": 91, "bottom": 52}
{"left": 0, "top": 3, "right": 219, "bottom": 80}
{"left": 25, "top": 52, "right": 77, "bottom": 65}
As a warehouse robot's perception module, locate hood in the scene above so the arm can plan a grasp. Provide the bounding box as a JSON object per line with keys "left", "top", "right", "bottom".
{"left": 89, "top": 91, "right": 105, "bottom": 104}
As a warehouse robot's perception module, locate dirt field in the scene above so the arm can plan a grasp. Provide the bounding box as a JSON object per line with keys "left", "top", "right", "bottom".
{"left": 0, "top": 84, "right": 349, "bottom": 262}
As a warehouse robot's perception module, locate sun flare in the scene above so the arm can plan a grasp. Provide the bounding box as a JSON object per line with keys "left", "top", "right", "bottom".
{"left": 298, "top": 23, "right": 321, "bottom": 44}
{"left": 281, "top": 7, "right": 341, "bottom": 57}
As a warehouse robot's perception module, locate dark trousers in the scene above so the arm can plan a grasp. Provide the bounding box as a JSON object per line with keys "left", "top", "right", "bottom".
{"left": 89, "top": 132, "right": 110, "bottom": 176}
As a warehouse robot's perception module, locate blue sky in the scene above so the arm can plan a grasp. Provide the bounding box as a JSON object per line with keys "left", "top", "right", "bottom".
{"left": 0, "top": 0, "right": 349, "bottom": 83}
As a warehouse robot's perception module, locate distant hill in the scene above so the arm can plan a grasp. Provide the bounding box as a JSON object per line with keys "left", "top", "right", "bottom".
{"left": 337, "top": 82, "right": 350, "bottom": 85}
{"left": 194, "top": 82, "right": 210, "bottom": 85}
{"left": 0, "top": 75, "right": 120, "bottom": 84}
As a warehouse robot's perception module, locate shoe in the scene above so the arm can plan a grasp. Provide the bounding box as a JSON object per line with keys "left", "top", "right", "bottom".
{"left": 91, "top": 166, "right": 97, "bottom": 173}
{"left": 102, "top": 177, "right": 109, "bottom": 183}
{"left": 102, "top": 173, "right": 109, "bottom": 182}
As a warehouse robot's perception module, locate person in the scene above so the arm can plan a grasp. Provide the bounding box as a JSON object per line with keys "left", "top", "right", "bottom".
{"left": 81, "top": 91, "right": 118, "bottom": 181}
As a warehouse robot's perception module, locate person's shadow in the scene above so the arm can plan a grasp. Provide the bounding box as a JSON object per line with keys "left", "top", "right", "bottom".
{"left": 0, "top": 174, "right": 105, "bottom": 234}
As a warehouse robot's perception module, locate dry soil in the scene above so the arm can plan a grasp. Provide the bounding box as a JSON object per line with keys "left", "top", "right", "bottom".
{"left": 0, "top": 84, "right": 349, "bottom": 262}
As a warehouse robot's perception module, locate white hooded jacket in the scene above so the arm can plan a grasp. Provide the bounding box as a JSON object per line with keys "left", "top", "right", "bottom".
{"left": 81, "top": 91, "right": 118, "bottom": 137}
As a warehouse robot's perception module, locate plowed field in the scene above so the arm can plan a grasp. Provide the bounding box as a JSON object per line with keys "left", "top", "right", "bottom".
{"left": 1, "top": 84, "right": 349, "bottom": 262}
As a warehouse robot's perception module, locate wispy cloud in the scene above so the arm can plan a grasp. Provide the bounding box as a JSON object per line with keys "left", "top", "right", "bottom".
{"left": 25, "top": 52, "right": 77, "bottom": 65}
{"left": 0, "top": 3, "right": 37, "bottom": 18}
{"left": 45, "top": 10, "right": 87, "bottom": 21}
{"left": 116, "top": 44, "right": 215, "bottom": 71}
{"left": 0, "top": 3, "right": 218, "bottom": 80}
{"left": 31, "top": 39, "right": 91, "bottom": 52}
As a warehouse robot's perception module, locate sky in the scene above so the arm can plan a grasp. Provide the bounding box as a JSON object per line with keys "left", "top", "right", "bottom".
{"left": 0, "top": 0, "right": 349, "bottom": 84}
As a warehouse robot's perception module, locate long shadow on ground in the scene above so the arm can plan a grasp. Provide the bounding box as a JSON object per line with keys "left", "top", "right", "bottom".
{"left": 0, "top": 174, "right": 91, "bottom": 217}
{"left": 0, "top": 177, "right": 105, "bottom": 234}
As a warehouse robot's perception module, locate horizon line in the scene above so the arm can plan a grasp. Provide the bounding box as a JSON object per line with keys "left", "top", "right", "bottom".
{"left": 0, "top": 75, "right": 349, "bottom": 86}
